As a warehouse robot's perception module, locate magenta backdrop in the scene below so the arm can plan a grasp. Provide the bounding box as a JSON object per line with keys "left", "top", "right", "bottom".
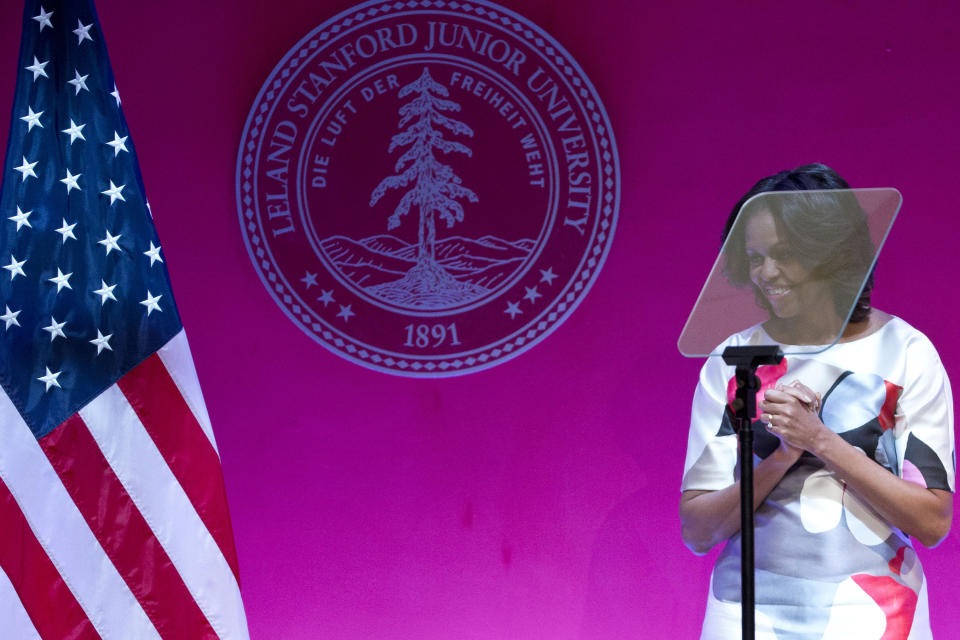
{"left": 3, "top": 1, "right": 959, "bottom": 638}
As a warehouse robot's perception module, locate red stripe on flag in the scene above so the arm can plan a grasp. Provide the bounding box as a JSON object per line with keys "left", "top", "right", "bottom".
{"left": 40, "top": 415, "right": 218, "bottom": 640}
{"left": 0, "top": 475, "right": 99, "bottom": 640}
{"left": 116, "top": 354, "right": 240, "bottom": 582}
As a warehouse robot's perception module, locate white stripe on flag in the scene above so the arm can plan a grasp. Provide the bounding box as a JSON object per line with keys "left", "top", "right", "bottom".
{"left": 79, "top": 384, "right": 248, "bottom": 640}
{"left": 0, "top": 565, "right": 41, "bottom": 640}
{"left": 158, "top": 331, "right": 219, "bottom": 454}
{"left": 0, "top": 390, "right": 160, "bottom": 640}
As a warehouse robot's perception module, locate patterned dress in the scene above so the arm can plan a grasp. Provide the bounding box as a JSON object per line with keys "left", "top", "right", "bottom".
{"left": 682, "top": 317, "right": 955, "bottom": 639}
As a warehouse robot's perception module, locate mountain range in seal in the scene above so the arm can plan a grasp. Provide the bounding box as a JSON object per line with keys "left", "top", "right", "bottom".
{"left": 321, "top": 234, "right": 535, "bottom": 308}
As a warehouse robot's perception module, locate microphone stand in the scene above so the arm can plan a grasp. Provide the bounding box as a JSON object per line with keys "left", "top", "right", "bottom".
{"left": 721, "top": 345, "right": 783, "bottom": 640}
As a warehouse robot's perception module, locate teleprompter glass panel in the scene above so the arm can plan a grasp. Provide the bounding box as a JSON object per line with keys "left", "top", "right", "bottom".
{"left": 678, "top": 188, "right": 901, "bottom": 357}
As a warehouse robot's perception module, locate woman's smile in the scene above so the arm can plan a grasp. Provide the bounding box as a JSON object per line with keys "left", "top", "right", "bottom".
{"left": 760, "top": 284, "right": 792, "bottom": 298}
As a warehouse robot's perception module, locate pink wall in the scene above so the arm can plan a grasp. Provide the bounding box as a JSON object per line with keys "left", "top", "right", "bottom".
{"left": 2, "top": 1, "right": 959, "bottom": 637}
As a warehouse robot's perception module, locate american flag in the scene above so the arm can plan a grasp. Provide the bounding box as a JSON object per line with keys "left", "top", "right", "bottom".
{"left": 0, "top": 1, "right": 248, "bottom": 638}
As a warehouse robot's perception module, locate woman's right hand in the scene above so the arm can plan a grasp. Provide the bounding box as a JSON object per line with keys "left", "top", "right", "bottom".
{"left": 762, "top": 380, "right": 827, "bottom": 459}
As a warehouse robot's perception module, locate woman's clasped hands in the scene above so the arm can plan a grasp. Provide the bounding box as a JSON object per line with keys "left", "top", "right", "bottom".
{"left": 760, "top": 380, "right": 826, "bottom": 456}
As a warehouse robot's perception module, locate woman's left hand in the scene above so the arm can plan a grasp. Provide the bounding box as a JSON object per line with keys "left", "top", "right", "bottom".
{"left": 760, "top": 381, "right": 827, "bottom": 452}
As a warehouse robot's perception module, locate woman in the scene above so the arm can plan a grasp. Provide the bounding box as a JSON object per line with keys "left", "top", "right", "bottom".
{"left": 679, "top": 164, "right": 954, "bottom": 639}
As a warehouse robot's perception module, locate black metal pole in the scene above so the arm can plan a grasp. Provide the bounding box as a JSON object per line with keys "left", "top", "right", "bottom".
{"left": 736, "top": 365, "right": 757, "bottom": 640}
{"left": 722, "top": 345, "right": 782, "bottom": 640}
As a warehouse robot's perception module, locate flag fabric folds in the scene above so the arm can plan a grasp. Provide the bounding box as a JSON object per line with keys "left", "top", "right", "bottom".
{"left": 0, "top": 1, "right": 248, "bottom": 638}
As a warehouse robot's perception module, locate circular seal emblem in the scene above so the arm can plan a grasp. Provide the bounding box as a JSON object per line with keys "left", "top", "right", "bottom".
{"left": 237, "top": 0, "right": 620, "bottom": 376}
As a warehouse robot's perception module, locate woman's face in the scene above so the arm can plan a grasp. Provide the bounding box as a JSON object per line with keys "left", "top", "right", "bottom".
{"left": 744, "top": 210, "right": 825, "bottom": 320}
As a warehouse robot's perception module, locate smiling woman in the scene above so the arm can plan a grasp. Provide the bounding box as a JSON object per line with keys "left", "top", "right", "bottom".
{"left": 679, "top": 165, "right": 955, "bottom": 639}
{"left": 720, "top": 165, "right": 877, "bottom": 346}
{"left": 745, "top": 211, "right": 820, "bottom": 320}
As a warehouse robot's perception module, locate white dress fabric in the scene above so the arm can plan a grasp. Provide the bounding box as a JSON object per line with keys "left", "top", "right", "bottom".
{"left": 682, "top": 317, "right": 955, "bottom": 640}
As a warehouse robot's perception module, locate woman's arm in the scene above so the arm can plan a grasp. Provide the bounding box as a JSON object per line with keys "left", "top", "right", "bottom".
{"left": 762, "top": 385, "right": 953, "bottom": 547}
{"left": 679, "top": 440, "right": 802, "bottom": 554}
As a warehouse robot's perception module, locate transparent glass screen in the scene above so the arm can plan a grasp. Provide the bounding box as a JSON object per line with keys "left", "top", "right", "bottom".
{"left": 678, "top": 188, "right": 902, "bottom": 357}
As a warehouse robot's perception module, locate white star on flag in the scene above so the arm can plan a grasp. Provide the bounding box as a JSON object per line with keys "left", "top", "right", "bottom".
{"left": 14, "top": 156, "right": 38, "bottom": 181}
{"left": 73, "top": 19, "right": 93, "bottom": 44}
{"left": 25, "top": 56, "right": 48, "bottom": 81}
{"left": 144, "top": 242, "right": 164, "bottom": 266}
{"left": 106, "top": 131, "right": 128, "bottom": 156}
{"left": 61, "top": 169, "right": 82, "bottom": 193}
{"left": 61, "top": 119, "right": 86, "bottom": 144}
{"left": 93, "top": 280, "right": 118, "bottom": 305}
{"left": 48, "top": 268, "right": 73, "bottom": 293}
{"left": 33, "top": 6, "right": 54, "bottom": 31}
{"left": 54, "top": 218, "right": 77, "bottom": 244}
{"left": 20, "top": 106, "right": 43, "bottom": 131}
{"left": 67, "top": 68, "right": 89, "bottom": 94}
{"left": 37, "top": 366, "right": 62, "bottom": 392}
{"left": 140, "top": 290, "right": 162, "bottom": 315}
{"left": 56, "top": 218, "right": 78, "bottom": 243}
{"left": 1, "top": 305, "right": 21, "bottom": 330}
{"left": 111, "top": 82, "right": 121, "bottom": 106}
{"left": 9, "top": 206, "right": 32, "bottom": 231}
{"left": 3, "top": 255, "right": 26, "bottom": 280}
{"left": 101, "top": 180, "right": 126, "bottom": 205}
{"left": 89, "top": 330, "right": 113, "bottom": 355}
{"left": 98, "top": 230, "right": 123, "bottom": 254}
{"left": 42, "top": 316, "right": 67, "bottom": 342}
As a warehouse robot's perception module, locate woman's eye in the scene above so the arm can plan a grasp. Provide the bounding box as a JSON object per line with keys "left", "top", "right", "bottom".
{"left": 771, "top": 248, "right": 797, "bottom": 263}
{"left": 748, "top": 254, "right": 763, "bottom": 267}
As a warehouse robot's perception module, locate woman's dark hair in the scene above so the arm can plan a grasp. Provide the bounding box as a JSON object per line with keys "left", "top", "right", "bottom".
{"left": 721, "top": 163, "right": 875, "bottom": 323}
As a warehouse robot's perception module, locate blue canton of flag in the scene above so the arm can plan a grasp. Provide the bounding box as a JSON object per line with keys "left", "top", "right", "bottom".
{"left": 1, "top": 0, "right": 179, "bottom": 438}
{"left": 0, "top": 2, "right": 248, "bottom": 638}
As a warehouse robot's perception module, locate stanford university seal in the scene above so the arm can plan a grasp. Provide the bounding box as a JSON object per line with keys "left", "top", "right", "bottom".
{"left": 237, "top": 0, "right": 620, "bottom": 376}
